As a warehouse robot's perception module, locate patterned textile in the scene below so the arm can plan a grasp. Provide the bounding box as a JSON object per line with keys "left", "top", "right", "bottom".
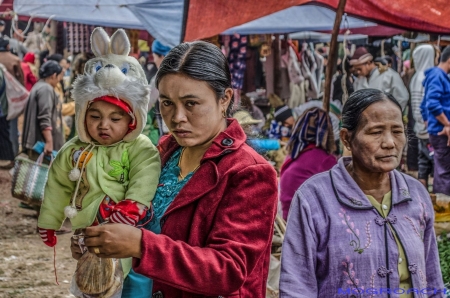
{"left": 287, "top": 107, "right": 331, "bottom": 160}
{"left": 66, "top": 23, "right": 117, "bottom": 54}
{"left": 228, "top": 34, "right": 248, "bottom": 90}
{"left": 11, "top": 155, "right": 50, "bottom": 205}
{"left": 143, "top": 147, "right": 194, "bottom": 234}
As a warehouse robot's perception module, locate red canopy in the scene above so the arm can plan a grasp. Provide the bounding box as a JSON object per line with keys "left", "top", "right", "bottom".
{"left": 183, "top": 0, "right": 450, "bottom": 41}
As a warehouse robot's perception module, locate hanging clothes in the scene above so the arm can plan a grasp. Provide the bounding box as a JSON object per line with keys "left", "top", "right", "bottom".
{"left": 228, "top": 34, "right": 248, "bottom": 90}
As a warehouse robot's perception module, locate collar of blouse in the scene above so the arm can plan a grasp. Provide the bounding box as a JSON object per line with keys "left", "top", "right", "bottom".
{"left": 330, "top": 157, "right": 413, "bottom": 210}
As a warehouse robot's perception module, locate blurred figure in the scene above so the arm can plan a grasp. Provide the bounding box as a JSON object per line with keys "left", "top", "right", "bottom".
{"left": 46, "top": 54, "right": 74, "bottom": 139}
{"left": 0, "top": 37, "right": 24, "bottom": 157}
{"left": 9, "top": 29, "right": 28, "bottom": 59}
{"left": 21, "top": 52, "right": 38, "bottom": 91}
{"left": 0, "top": 20, "right": 7, "bottom": 39}
{"left": 150, "top": 40, "right": 172, "bottom": 139}
{"left": 422, "top": 46, "right": 450, "bottom": 206}
{"left": 22, "top": 61, "right": 64, "bottom": 159}
{"left": 0, "top": 66, "right": 14, "bottom": 168}
{"left": 279, "top": 107, "right": 337, "bottom": 219}
{"left": 410, "top": 45, "right": 436, "bottom": 189}
{"left": 351, "top": 47, "right": 409, "bottom": 111}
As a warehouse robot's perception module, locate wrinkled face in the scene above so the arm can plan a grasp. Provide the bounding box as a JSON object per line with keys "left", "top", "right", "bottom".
{"left": 353, "top": 62, "right": 372, "bottom": 77}
{"left": 158, "top": 74, "right": 231, "bottom": 148}
{"left": 342, "top": 100, "right": 406, "bottom": 173}
{"left": 85, "top": 101, "right": 131, "bottom": 145}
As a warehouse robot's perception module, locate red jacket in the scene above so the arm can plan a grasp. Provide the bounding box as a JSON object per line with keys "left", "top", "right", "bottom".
{"left": 21, "top": 62, "right": 37, "bottom": 91}
{"left": 133, "top": 119, "right": 278, "bottom": 297}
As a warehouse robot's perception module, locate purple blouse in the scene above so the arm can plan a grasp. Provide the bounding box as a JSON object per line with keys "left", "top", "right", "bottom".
{"left": 280, "top": 157, "right": 445, "bottom": 298}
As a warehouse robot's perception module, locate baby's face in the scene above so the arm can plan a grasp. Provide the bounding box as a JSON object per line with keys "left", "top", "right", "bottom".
{"left": 85, "top": 101, "right": 131, "bottom": 145}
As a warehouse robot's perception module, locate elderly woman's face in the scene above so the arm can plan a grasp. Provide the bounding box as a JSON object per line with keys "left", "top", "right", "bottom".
{"left": 158, "top": 73, "right": 231, "bottom": 148}
{"left": 346, "top": 100, "right": 406, "bottom": 173}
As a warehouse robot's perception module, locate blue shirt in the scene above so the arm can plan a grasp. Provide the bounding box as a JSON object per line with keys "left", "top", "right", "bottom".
{"left": 421, "top": 67, "right": 450, "bottom": 135}
{"left": 122, "top": 147, "right": 194, "bottom": 297}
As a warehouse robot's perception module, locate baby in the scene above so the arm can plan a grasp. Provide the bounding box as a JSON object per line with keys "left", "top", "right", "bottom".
{"left": 37, "top": 28, "right": 160, "bottom": 247}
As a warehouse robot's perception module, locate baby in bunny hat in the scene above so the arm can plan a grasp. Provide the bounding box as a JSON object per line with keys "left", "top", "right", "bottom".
{"left": 37, "top": 28, "right": 161, "bottom": 253}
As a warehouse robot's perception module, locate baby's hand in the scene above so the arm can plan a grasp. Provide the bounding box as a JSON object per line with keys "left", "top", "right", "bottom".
{"left": 39, "top": 228, "right": 57, "bottom": 247}
{"left": 109, "top": 200, "right": 147, "bottom": 226}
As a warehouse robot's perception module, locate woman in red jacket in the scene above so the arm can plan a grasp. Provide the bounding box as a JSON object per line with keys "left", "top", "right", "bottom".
{"left": 71, "top": 41, "right": 278, "bottom": 297}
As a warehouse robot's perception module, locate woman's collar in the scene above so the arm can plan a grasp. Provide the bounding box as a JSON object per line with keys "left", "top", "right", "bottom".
{"left": 330, "top": 157, "right": 412, "bottom": 210}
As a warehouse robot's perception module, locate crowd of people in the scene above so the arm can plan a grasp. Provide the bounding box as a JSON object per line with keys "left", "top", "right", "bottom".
{"left": 0, "top": 21, "right": 448, "bottom": 297}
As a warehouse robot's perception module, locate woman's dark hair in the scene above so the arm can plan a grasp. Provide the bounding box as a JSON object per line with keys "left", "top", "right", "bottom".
{"left": 156, "top": 41, "right": 234, "bottom": 116}
{"left": 39, "top": 60, "right": 62, "bottom": 79}
{"left": 342, "top": 89, "right": 402, "bottom": 133}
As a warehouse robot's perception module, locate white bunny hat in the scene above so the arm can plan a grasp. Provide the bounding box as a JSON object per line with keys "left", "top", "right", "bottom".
{"left": 71, "top": 27, "right": 150, "bottom": 143}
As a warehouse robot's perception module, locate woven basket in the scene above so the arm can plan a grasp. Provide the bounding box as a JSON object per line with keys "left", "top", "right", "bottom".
{"left": 11, "top": 154, "right": 51, "bottom": 206}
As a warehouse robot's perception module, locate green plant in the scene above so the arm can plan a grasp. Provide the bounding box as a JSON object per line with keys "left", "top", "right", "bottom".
{"left": 437, "top": 233, "right": 450, "bottom": 285}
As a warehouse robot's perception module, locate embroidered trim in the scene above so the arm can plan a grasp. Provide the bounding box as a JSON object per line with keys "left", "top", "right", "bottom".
{"left": 342, "top": 256, "right": 364, "bottom": 294}
{"left": 400, "top": 188, "right": 410, "bottom": 197}
{"left": 374, "top": 215, "right": 397, "bottom": 226}
{"left": 369, "top": 270, "right": 377, "bottom": 298}
{"left": 348, "top": 197, "right": 363, "bottom": 206}
{"left": 404, "top": 215, "right": 422, "bottom": 240}
{"left": 339, "top": 209, "right": 372, "bottom": 253}
{"left": 377, "top": 266, "right": 393, "bottom": 278}
{"left": 408, "top": 263, "right": 418, "bottom": 274}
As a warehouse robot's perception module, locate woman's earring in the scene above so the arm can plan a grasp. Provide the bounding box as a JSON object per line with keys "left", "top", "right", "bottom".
{"left": 222, "top": 110, "right": 227, "bottom": 118}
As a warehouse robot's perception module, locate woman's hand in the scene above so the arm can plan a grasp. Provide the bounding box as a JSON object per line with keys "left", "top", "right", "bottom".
{"left": 83, "top": 223, "right": 143, "bottom": 259}
{"left": 70, "top": 236, "right": 84, "bottom": 260}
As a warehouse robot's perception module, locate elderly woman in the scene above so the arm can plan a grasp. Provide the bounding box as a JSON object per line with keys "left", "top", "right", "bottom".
{"left": 71, "top": 41, "right": 278, "bottom": 297}
{"left": 280, "top": 89, "right": 444, "bottom": 297}
{"left": 279, "top": 107, "right": 337, "bottom": 220}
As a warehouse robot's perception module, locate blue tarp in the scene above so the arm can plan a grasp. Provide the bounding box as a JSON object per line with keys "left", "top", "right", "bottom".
{"left": 14, "top": 1, "right": 375, "bottom": 47}
{"left": 222, "top": 5, "right": 375, "bottom": 35}
{"left": 14, "top": 0, "right": 184, "bottom": 47}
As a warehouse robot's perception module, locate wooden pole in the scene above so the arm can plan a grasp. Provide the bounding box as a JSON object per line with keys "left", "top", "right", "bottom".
{"left": 323, "top": 0, "right": 348, "bottom": 113}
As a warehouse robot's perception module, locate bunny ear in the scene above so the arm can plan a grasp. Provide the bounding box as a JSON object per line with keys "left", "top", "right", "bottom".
{"left": 110, "top": 29, "right": 130, "bottom": 56}
{"left": 91, "top": 27, "right": 110, "bottom": 57}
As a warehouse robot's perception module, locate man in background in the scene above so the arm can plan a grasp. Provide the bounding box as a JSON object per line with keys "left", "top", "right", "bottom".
{"left": 422, "top": 46, "right": 450, "bottom": 206}
{"left": 350, "top": 47, "right": 409, "bottom": 111}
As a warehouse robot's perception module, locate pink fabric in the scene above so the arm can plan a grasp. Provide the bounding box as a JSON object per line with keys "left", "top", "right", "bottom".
{"left": 279, "top": 146, "right": 337, "bottom": 219}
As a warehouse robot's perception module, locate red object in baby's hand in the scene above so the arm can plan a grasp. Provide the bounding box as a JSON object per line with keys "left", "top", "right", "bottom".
{"left": 39, "top": 228, "right": 57, "bottom": 247}
{"left": 109, "top": 200, "right": 147, "bottom": 226}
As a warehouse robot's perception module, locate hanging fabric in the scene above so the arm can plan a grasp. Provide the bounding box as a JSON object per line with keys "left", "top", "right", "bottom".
{"left": 228, "top": 34, "right": 248, "bottom": 90}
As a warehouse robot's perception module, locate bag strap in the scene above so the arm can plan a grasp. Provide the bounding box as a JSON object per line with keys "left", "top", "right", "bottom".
{"left": 36, "top": 152, "right": 54, "bottom": 166}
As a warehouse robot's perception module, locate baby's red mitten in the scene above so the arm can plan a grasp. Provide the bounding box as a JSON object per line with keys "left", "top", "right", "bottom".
{"left": 39, "top": 228, "right": 57, "bottom": 247}
{"left": 109, "top": 200, "right": 147, "bottom": 226}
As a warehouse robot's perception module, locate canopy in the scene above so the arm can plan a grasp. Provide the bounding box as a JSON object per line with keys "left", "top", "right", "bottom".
{"left": 14, "top": 0, "right": 450, "bottom": 47}
{"left": 13, "top": 0, "right": 183, "bottom": 47}
{"left": 222, "top": 5, "right": 375, "bottom": 35}
{"left": 184, "top": 0, "right": 450, "bottom": 42}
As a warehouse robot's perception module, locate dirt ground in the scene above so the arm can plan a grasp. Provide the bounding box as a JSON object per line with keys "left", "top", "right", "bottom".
{"left": 0, "top": 168, "right": 76, "bottom": 298}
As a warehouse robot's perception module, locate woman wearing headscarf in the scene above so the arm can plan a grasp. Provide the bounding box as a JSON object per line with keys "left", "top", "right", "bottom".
{"left": 279, "top": 107, "right": 337, "bottom": 220}
{"left": 280, "top": 89, "right": 444, "bottom": 297}
{"left": 22, "top": 60, "right": 64, "bottom": 159}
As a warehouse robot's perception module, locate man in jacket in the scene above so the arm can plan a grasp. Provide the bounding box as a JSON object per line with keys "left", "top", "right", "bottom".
{"left": 350, "top": 47, "right": 409, "bottom": 111}
{"left": 410, "top": 45, "right": 436, "bottom": 189}
{"left": 422, "top": 46, "right": 450, "bottom": 207}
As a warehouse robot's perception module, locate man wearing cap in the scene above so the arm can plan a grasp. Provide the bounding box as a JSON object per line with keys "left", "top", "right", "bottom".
{"left": 350, "top": 47, "right": 409, "bottom": 111}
